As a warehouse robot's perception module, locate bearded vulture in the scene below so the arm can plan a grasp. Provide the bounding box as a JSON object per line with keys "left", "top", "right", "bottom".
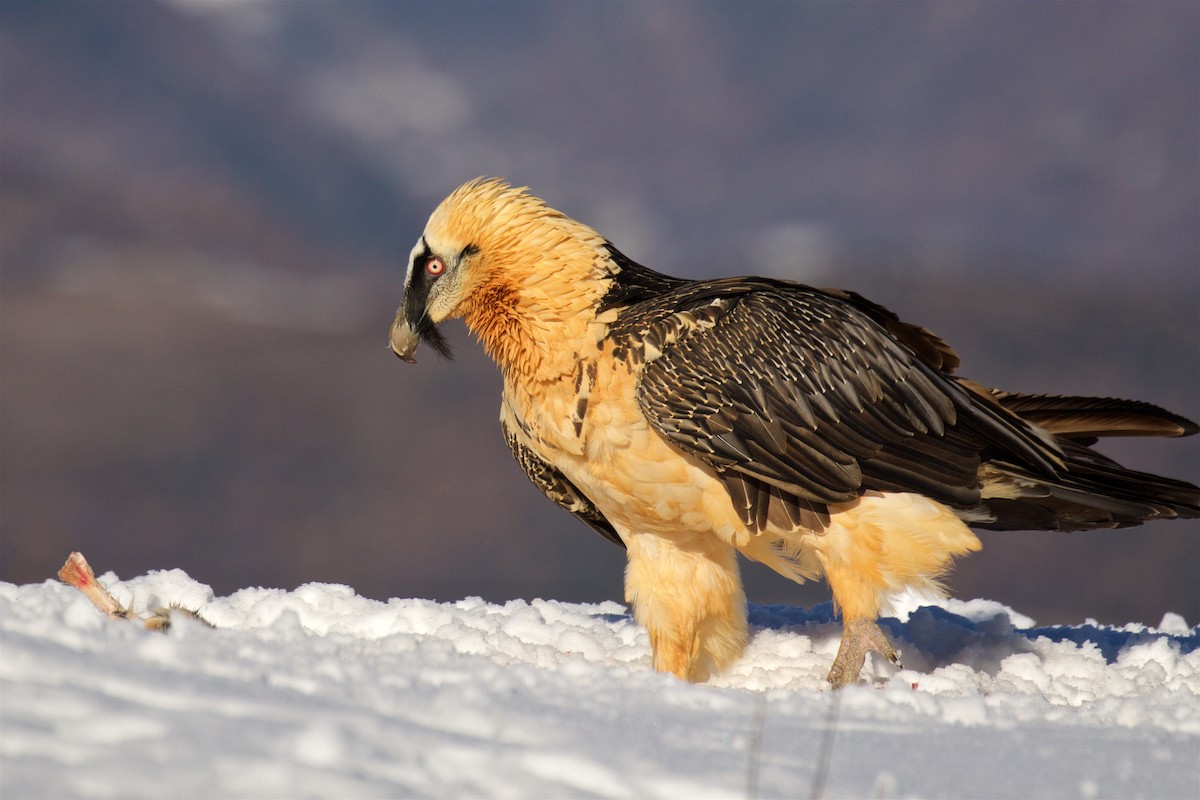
{"left": 390, "top": 178, "right": 1199, "bottom": 687}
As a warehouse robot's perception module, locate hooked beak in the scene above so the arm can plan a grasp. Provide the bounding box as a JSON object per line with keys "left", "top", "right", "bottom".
{"left": 389, "top": 285, "right": 453, "bottom": 364}
{"left": 389, "top": 308, "right": 420, "bottom": 364}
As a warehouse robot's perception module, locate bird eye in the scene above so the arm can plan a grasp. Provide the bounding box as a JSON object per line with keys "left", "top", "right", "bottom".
{"left": 426, "top": 257, "right": 446, "bottom": 276}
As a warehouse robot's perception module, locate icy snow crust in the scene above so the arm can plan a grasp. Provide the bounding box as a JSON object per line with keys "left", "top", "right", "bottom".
{"left": 2, "top": 570, "right": 1197, "bottom": 799}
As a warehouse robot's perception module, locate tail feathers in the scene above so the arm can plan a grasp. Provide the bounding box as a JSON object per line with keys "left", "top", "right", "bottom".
{"left": 994, "top": 392, "right": 1199, "bottom": 443}
{"left": 973, "top": 392, "right": 1199, "bottom": 531}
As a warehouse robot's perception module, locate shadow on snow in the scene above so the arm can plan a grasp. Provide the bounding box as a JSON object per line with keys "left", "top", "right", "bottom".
{"left": 745, "top": 601, "right": 1198, "bottom": 674}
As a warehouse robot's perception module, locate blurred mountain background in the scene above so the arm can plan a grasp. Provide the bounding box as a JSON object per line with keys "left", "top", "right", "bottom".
{"left": 2, "top": 1, "right": 1197, "bottom": 625}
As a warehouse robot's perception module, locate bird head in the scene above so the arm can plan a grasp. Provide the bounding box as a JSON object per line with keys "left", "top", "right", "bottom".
{"left": 389, "top": 179, "right": 614, "bottom": 373}
{"left": 387, "top": 226, "right": 472, "bottom": 364}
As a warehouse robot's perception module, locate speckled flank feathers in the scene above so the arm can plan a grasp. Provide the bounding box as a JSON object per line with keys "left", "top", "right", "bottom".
{"left": 392, "top": 179, "right": 1200, "bottom": 687}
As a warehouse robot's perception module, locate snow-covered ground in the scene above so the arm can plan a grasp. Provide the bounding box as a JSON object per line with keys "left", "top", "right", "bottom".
{"left": 2, "top": 568, "right": 1197, "bottom": 799}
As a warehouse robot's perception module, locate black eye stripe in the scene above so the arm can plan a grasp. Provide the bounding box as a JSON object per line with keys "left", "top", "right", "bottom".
{"left": 402, "top": 239, "right": 454, "bottom": 360}
{"left": 405, "top": 244, "right": 437, "bottom": 320}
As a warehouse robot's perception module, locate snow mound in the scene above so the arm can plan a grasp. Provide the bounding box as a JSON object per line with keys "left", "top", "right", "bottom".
{"left": 2, "top": 570, "right": 1198, "bottom": 799}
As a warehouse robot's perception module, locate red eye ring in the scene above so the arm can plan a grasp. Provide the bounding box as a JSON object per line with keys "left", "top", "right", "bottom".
{"left": 426, "top": 257, "right": 446, "bottom": 276}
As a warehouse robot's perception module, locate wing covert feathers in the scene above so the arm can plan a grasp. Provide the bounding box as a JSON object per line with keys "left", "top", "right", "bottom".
{"left": 604, "top": 274, "right": 1198, "bottom": 533}
{"left": 821, "top": 287, "right": 962, "bottom": 373}
{"left": 618, "top": 280, "right": 1050, "bottom": 521}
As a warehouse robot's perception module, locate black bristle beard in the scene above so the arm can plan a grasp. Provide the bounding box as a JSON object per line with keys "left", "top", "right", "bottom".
{"left": 416, "top": 315, "right": 454, "bottom": 361}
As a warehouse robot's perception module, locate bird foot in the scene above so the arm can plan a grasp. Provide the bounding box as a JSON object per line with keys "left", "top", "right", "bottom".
{"left": 826, "top": 617, "right": 899, "bottom": 688}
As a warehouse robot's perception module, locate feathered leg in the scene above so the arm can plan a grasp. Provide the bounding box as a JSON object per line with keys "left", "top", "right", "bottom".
{"left": 624, "top": 531, "right": 748, "bottom": 682}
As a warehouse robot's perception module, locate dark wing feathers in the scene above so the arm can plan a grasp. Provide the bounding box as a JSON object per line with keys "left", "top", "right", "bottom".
{"left": 501, "top": 416, "right": 624, "bottom": 548}
{"left": 823, "top": 287, "right": 962, "bottom": 373}
{"left": 621, "top": 279, "right": 1061, "bottom": 528}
